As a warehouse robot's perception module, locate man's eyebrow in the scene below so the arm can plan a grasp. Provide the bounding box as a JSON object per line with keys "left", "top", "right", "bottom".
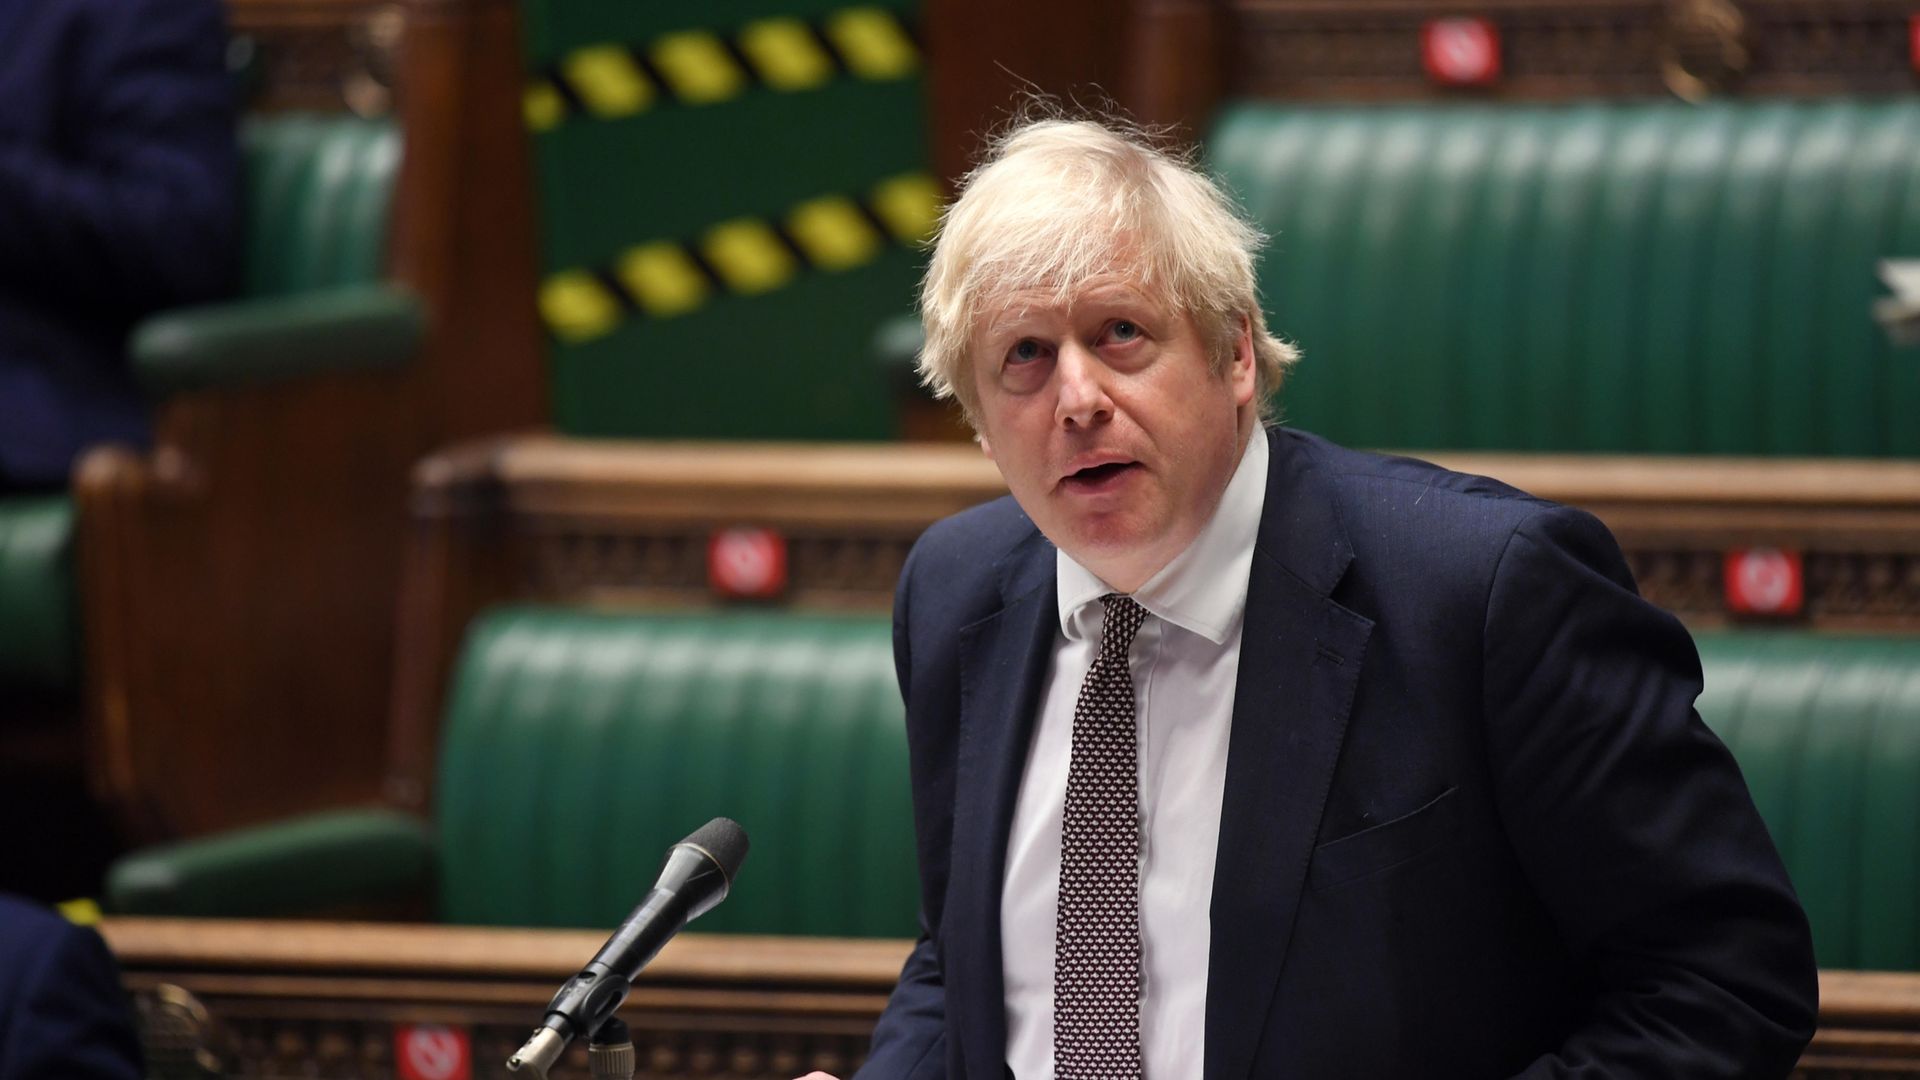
{"left": 980, "top": 302, "right": 1044, "bottom": 343}
{"left": 1075, "top": 283, "right": 1163, "bottom": 311}
{"left": 976, "top": 282, "right": 1163, "bottom": 344}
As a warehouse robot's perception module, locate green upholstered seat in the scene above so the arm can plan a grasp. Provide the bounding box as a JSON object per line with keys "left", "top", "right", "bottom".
{"left": 106, "top": 808, "right": 434, "bottom": 918}
{"left": 1695, "top": 631, "right": 1920, "bottom": 971}
{"left": 1208, "top": 100, "right": 1920, "bottom": 455}
{"left": 107, "top": 606, "right": 921, "bottom": 936}
{"left": 239, "top": 114, "right": 398, "bottom": 296}
{"left": 434, "top": 607, "right": 918, "bottom": 935}
{"left": 0, "top": 497, "right": 77, "bottom": 690}
{"left": 107, "top": 615, "right": 1920, "bottom": 963}
{"left": 131, "top": 114, "right": 417, "bottom": 393}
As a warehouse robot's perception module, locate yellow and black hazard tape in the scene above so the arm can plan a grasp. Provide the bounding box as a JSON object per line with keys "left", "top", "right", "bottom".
{"left": 525, "top": 7, "right": 919, "bottom": 130}
{"left": 538, "top": 171, "right": 943, "bottom": 343}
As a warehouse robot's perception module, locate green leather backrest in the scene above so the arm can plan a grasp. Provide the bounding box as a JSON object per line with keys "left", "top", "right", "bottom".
{"left": 429, "top": 611, "right": 1920, "bottom": 960}
{"left": 0, "top": 496, "right": 76, "bottom": 689}
{"left": 1695, "top": 632, "right": 1920, "bottom": 970}
{"left": 241, "top": 114, "right": 400, "bottom": 297}
{"left": 434, "top": 607, "right": 919, "bottom": 935}
{"left": 1209, "top": 101, "right": 1920, "bottom": 456}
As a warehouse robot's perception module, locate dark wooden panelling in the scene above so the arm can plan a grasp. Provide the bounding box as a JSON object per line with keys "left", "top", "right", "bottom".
{"left": 924, "top": 0, "right": 1137, "bottom": 182}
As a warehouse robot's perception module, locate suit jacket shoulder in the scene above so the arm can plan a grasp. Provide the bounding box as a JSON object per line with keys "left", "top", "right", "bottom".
{"left": 1271, "top": 426, "right": 1636, "bottom": 612}
{"left": 1284, "top": 427, "right": 1567, "bottom": 544}
{"left": 902, "top": 495, "right": 1048, "bottom": 614}
{"left": 0, "top": 897, "right": 144, "bottom": 1080}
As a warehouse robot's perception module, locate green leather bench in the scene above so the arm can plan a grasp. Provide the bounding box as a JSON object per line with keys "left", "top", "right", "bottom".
{"left": 107, "top": 609, "right": 1920, "bottom": 968}
{"left": 1696, "top": 633, "right": 1920, "bottom": 971}
{"left": 132, "top": 113, "right": 420, "bottom": 393}
{"left": 0, "top": 497, "right": 78, "bottom": 693}
{"left": 0, "top": 113, "right": 418, "bottom": 712}
{"left": 1208, "top": 100, "right": 1920, "bottom": 455}
{"left": 108, "top": 608, "right": 921, "bottom": 938}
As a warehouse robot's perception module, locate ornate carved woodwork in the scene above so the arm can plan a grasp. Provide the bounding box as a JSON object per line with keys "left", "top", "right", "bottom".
{"left": 105, "top": 920, "right": 905, "bottom": 1080}
{"left": 1120, "top": 1, "right": 1920, "bottom": 133}
{"left": 379, "top": 437, "right": 1920, "bottom": 816}
{"left": 226, "top": 0, "right": 395, "bottom": 113}
{"left": 100, "top": 919, "right": 1920, "bottom": 1079}
{"left": 382, "top": 439, "right": 1006, "bottom": 811}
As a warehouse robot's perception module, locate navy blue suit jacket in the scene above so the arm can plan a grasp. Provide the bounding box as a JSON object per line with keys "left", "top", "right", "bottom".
{"left": 860, "top": 426, "right": 1817, "bottom": 1079}
{"left": 0, "top": 0, "right": 240, "bottom": 485}
{"left": 0, "top": 897, "right": 143, "bottom": 1080}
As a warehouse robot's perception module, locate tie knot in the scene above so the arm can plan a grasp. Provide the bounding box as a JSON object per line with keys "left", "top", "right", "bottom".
{"left": 1098, "top": 594, "right": 1147, "bottom": 660}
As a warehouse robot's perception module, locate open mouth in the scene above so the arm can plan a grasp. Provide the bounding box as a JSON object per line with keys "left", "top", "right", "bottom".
{"left": 1062, "top": 461, "right": 1140, "bottom": 491}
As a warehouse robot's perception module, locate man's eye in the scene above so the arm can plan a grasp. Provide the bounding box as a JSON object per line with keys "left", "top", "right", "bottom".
{"left": 1009, "top": 339, "right": 1046, "bottom": 364}
{"left": 1108, "top": 320, "right": 1141, "bottom": 342}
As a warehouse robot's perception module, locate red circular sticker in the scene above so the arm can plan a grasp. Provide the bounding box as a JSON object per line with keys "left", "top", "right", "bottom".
{"left": 708, "top": 527, "right": 788, "bottom": 599}
{"left": 396, "top": 1025, "right": 470, "bottom": 1080}
{"left": 1724, "top": 548, "right": 1803, "bottom": 616}
{"left": 1423, "top": 18, "right": 1501, "bottom": 86}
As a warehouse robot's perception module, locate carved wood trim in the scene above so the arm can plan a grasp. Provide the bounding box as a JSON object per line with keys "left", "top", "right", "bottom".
{"left": 380, "top": 438, "right": 1920, "bottom": 816}
{"left": 227, "top": 0, "right": 391, "bottom": 113}
{"left": 107, "top": 920, "right": 907, "bottom": 1079}
{"left": 1130, "top": 0, "right": 1920, "bottom": 124}
{"left": 101, "top": 919, "right": 1920, "bottom": 1078}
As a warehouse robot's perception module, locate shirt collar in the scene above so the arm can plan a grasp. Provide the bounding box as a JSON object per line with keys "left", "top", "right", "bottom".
{"left": 1056, "top": 427, "right": 1269, "bottom": 644}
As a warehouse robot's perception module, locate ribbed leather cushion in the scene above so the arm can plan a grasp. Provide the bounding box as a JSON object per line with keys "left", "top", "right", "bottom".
{"left": 242, "top": 114, "right": 400, "bottom": 297}
{"left": 1695, "top": 632, "right": 1920, "bottom": 970}
{"left": 1209, "top": 101, "right": 1920, "bottom": 456}
{"left": 0, "top": 496, "right": 76, "bottom": 689}
{"left": 435, "top": 607, "right": 919, "bottom": 936}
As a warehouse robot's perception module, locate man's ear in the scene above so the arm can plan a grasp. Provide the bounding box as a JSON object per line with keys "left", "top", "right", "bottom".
{"left": 1229, "top": 314, "right": 1257, "bottom": 407}
{"left": 978, "top": 434, "right": 995, "bottom": 461}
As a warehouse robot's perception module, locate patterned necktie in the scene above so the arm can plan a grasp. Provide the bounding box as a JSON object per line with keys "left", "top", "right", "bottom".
{"left": 1054, "top": 593, "right": 1149, "bottom": 1080}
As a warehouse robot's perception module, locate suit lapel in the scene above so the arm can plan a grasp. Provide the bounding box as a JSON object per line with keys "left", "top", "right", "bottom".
{"left": 949, "top": 532, "right": 1057, "bottom": 1079}
{"left": 1205, "top": 428, "right": 1374, "bottom": 1080}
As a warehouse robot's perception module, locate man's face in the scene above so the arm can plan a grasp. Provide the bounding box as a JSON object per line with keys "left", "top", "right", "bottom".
{"left": 970, "top": 275, "right": 1258, "bottom": 592}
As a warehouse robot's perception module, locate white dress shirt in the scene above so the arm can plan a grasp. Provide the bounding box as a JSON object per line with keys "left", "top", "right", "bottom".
{"left": 1001, "top": 429, "right": 1270, "bottom": 1079}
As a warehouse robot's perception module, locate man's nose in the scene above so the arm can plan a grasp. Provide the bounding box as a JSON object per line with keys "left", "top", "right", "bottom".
{"left": 1054, "top": 342, "right": 1113, "bottom": 428}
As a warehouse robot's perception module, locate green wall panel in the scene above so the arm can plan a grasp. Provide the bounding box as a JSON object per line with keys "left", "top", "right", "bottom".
{"left": 521, "top": 0, "right": 929, "bottom": 440}
{"left": 553, "top": 249, "right": 918, "bottom": 439}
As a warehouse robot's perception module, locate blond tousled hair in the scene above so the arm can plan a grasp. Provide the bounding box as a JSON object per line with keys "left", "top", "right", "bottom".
{"left": 917, "top": 114, "right": 1299, "bottom": 427}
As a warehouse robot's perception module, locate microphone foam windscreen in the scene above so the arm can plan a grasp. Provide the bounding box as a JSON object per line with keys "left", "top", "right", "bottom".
{"left": 685, "top": 817, "right": 750, "bottom": 878}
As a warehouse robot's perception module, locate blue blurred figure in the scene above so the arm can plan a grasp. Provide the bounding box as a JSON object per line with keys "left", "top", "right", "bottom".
{"left": 0, "top": 0, "right": 241, "bottom": 492}
{"left": 0, "top": 895, "right": 142, "bottom": 1079}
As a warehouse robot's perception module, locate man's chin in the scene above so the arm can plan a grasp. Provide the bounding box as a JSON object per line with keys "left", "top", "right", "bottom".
{"left": 1048, "top": 515, "right": 1170, "bottom": 573}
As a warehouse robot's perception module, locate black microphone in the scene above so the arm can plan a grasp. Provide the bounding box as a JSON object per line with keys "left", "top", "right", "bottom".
{"left": 506, "top": 817, "right": 749, "bottom": 1077}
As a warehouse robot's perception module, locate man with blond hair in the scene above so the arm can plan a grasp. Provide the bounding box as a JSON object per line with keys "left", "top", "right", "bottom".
{"left": 817, "top": 116, "right": 1816, "bottom": 1080}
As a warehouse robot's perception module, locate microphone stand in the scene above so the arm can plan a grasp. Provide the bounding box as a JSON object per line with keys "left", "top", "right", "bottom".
{"left": 510, "top": 1015, "right": 635, "bottom": 1080}
{"left": 508, "top": 818, "right": 747, "bottom": 1078}
{"left": 587, "top": 1017, "right": 636, "bottom": 1080}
